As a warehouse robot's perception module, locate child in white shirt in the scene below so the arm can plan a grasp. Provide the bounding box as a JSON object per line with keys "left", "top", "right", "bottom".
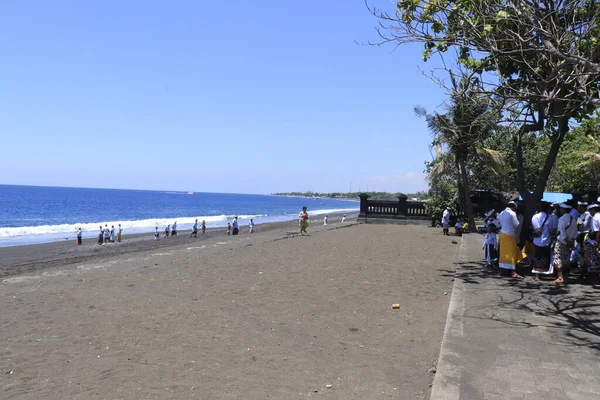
{"left": 483, "top": 223, "right": 499, "bottom": 266}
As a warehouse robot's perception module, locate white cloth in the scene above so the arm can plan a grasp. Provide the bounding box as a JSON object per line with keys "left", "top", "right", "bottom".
{"left": 592, "top": 213, "right": 600, "bottom": 233}
{"left": 531, "top": 212, "right": 553, "bottom": 247}
{"left": 442, "top": 209, "right": 450, "bottom": 225}
{"left": 77, "top": 229, "right": 82, "bottom": 238}
{"left": 570, "top": 208, "right": 579, "bottom": 219}
{"left": 499, "top": 207, "right": 519, "bottom": 237}
{"left": 483, "top": 232, "right": 498, "bottom": 248}
{"left": 549, "top": 214, "right": 559, "bottom": 231}
{"left": 232, "top": 218, "right": 238, "bottom": 229}
{"left": 579, "top": 211, "right": 591, "bottom": 232}
{"left": 557, "top": 213, "right": 578, "bottom": 245}
{"left": 516, "top": 214, "right": 524, "bottom": 238}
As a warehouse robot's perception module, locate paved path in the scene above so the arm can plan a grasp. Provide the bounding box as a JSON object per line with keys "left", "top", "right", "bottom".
{"left": 431, "top": 233, "right": 600, "bottom": 400}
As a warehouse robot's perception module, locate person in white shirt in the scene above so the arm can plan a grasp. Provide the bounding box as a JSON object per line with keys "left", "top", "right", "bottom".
{"left": 249, "top": 218, "right": 255, "bottom": 234}
{"left": 323, "top": 215, "right": 328, "bottom": 226}
{"left": 232, "top": 217, "right": 239, "bottom": 235}
{"left": 110, "top": 225, "right": 115, "bottom": 243}
{"left": 171, "top": 221, "right": 178, "bottom": 237}
{"left": 117, "top": 224, "right": 123, "bottom": 242}
{"left": 585, "top": 204, "right": 600, "bottom": 274}
{"left": 154, "top": 226, "right": 160, "bottom": 241}
{"left": 553, "top": 203, "right": 578, "bottom": 285}
{"left": 531, "top": 202, "right": 554, "bottom": 278}
{"left": 442, "top": 207, "right": 451, "bottom": 236}
{"left": 98, "top": 226, "right": 104, "bottom": 245}
{"left": 498, "top": 201, "right": 523, "bottom": 278}
{"left": 77, "top": 228, "right": 83, "bottom": 245}
{"left": 104, "top": 224, "right": 110, "bottom": 243}
{"left": 191, "top": 219, "right": 198, "bottom": 238}
{"left": 341, "top": 215, "right": 346, "bottom": 223}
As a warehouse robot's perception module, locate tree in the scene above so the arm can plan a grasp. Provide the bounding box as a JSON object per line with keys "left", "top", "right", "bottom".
{"left": 368, "top": 0, "right": 600, "bottom": 244}
{"left": 417, "top": 74, "right": 502, "bottom": 231}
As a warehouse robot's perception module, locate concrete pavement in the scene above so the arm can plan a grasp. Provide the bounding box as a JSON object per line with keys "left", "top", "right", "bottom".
{"left": 431, "top": 232, "right": 600, "bottom": 400}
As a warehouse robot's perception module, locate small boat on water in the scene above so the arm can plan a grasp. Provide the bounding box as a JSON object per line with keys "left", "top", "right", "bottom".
{"left": 187, "top": 192, "right": 194, "bottom": 195}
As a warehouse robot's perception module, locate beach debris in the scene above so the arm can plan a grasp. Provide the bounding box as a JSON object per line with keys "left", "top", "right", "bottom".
{"left": 314, "top": 389, "right": 319, "bottom": 393}
{"left": 326, "top": 384, "right": 333, "bottom": 388}
{"left": 5, "top": 370, "right": 13, "bottom": 375}
{"left": 35, "top": 338, "right": 48, "bottom": 342}
{"left": 391, "top": 304, "right": 400, "bottom": 309}
{"left": 428, "top": 366, "right": 437, "bottom": 374}
{"left": 451, "top": 240, "right": 458, "bottom": 244}
{"left": 444, "top": 292, "right": 448, "bottom": 295}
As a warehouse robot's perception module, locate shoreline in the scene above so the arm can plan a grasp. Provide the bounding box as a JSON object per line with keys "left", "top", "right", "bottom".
{"left": 0, "top": 212, "right": 357, "bottom": 278}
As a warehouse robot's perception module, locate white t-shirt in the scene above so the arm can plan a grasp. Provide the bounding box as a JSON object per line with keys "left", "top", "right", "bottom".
{"left": 592, "top": 213, "right": 600, "bottom": 233}
{"left": 499, "top": 208, "right": 519, "bottom": 237}
{"left": 580, "top": 211, "right": 591, "bottom": 232}
{"left": 442, "top": 209, "right": 450, "bottom": 224}
{"left": 557, "top": 213, "right": 578, "bottom": 244}
{"left": 531, "top": 212, "right": 553, "bottom": 247}
{"left": 77, "top": 229, "right": 82, "bottom": 237}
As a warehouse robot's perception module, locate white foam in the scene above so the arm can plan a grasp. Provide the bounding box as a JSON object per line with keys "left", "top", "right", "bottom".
{"left": 0, "top": 214, "right": 268, "bottom": 239}
{"left": 3, "top": 276, "right": 40, "bottom": 284}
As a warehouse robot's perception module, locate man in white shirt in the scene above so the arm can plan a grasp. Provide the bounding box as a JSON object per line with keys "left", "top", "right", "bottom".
{"left": 553, "top": 203, "right": 578, "bottom": 285}
{"left": 585, "top": 204, "right": 600, "bottom": 274}
{"left": 498, "top": 201, "right": 523, "bottom": 278}
{"left": 531, "top": 202, "right": 554, "bottom": 278}
{"left": 442, "top": 207, "right": 451, "bottom": 236}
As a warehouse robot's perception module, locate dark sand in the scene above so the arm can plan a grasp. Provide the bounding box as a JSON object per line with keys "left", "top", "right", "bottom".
{"left": 0, "top": 214, "right": 352, "bottom": 278}
{"left": 1, "top": 221, "right": 458, "bottom": 399}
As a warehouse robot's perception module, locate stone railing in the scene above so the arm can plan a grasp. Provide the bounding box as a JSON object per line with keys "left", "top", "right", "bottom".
{"left": 358, "top": 193, "right": 429, "bottom": 223}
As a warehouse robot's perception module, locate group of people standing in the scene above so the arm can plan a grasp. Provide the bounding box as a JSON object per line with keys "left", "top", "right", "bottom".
{"left": 480, "top": 199, "right": 598, "bottom": 285}
{"left": 91, "top": 224, "right": 123, "bottom": 245}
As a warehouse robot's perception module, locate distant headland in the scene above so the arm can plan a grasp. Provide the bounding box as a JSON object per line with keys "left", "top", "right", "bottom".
{"left": 272, "top": 191, "right": 429, "bottom": 201}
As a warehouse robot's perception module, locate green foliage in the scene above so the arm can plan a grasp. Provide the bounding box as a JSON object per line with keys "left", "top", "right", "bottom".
{"left": 424, "top": 178, "right": 457, "bottom": 222}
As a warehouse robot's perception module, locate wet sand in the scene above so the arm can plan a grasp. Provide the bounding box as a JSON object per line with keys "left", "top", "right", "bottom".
{"left": 1, "top": 222, "right": 458, "bottom": 399}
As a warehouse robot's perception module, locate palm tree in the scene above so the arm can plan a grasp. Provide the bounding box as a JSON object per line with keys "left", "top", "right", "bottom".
{"left": 416, "top": 75, "right": 504, "bottom": 232}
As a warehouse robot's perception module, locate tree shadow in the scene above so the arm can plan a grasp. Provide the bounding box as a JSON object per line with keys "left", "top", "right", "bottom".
{"left": 454, "top": 258, "right": 600, "bottom": 353}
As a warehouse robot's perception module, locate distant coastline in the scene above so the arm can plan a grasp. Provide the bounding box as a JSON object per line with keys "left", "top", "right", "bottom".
{"left": 272, "top": 191, "right": 429, "bottom": 201}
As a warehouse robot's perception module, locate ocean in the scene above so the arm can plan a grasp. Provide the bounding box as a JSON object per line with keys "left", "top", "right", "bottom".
{"left": 0, "top": 185, "right": 359, "bottom": 247}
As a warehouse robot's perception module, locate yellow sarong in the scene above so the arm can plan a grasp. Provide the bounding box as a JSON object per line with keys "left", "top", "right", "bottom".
{"left": 499, "top": 232, "right": 523, "bottom": 270}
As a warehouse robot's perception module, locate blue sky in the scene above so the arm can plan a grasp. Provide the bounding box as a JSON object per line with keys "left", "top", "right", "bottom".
{"left": 1, "top": 0, "right": 447, "bottom": 194}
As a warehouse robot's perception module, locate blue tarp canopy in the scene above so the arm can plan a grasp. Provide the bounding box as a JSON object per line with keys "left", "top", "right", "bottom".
{"left": 518, "top": 192, "right": 572, "bottom": 203}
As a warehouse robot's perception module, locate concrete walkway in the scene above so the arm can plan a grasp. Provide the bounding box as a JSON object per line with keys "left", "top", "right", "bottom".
{"left": 431, "top": 233, "right": 600, "bottom": 400}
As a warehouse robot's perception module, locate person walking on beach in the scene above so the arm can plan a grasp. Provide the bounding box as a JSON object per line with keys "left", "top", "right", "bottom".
{"left": 191, "top": 219, "right": 198, "bottom": 238}
{"left": 164, "top": 225, "right": 170, "bottom": 238}
{"left": 154, "top": 226, "right": 160, "bottom": 241}
{"left": 227, "top": 223, "right": 232, "bottom": 236}
{"left": 201, "top": 220, "right": 206, "bottom": 235}
{"left": 104, "top": 224, "right": 110, "bottom": 244}
{"left": 98, "top": 225, "right": 104, "bottom": 245}
{"left": 77, "top": 228, "right": 83, "bottom": 245}
{"left": 498, "top": 201, "right": 524, "bottom": 279}
{"left": 249, "top": 218, "right": 255, "bottom": 234}
{"left": 117, "top": 224, "right": 123, "bottom": 242}
{"left": 299, "top": 207, "right": 309, "bottom": 235}
{"left": 323, "top": 215, "right": 328, "bottom": 226}
{"left": 342, "top": 215, "right": 346, "bottom": 223}
{"left": 110, "top": 225, "right": 115, "bottom": 243}
{"left": 232, "top": 217, "right": 239, "bottom": 235}
{"left": 172, "top": 221, "right": 178, "bottom": 237}
{"left": 442, "top": 207, "right": 451, "bottom": 235}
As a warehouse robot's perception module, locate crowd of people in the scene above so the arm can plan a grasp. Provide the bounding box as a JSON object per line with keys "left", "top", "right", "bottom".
{"left": 479, "top": 199, "right": 598, "bottom": 285}
{"left": 78, "top": 207, "right": 341, "bottom": 245}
